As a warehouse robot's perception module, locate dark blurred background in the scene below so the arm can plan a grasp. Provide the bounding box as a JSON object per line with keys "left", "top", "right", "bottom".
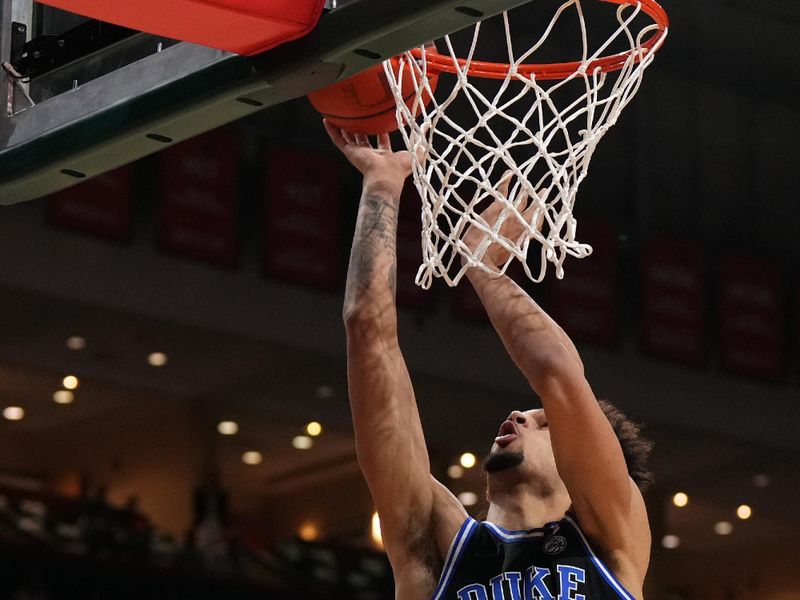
{"left": 0, "top": 0, "right": 799, "bottom": 599}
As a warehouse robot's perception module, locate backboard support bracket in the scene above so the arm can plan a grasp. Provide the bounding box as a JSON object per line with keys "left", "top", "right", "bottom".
{"left": 9, "top": 20, "right": 24, "bottom": 64}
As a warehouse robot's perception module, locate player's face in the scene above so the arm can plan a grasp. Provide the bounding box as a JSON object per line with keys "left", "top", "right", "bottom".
{"left": 484, "top": 409, "right": 554, "bottom": 474}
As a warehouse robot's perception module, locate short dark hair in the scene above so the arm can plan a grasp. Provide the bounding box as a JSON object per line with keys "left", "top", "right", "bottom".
{"left": 597, "top": 400, "right": 654, "bottom": 493}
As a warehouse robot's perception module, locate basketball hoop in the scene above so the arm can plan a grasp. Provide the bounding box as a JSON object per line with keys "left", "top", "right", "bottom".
{"left": 386, "top": 0, "right": 668, "bottom": 288}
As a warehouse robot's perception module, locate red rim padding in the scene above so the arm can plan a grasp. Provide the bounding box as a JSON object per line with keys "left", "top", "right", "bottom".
{"left": 35, "top": 0, "right": 327, "bottom": 56}
{"left": 411, "top": 0, "right": 668, "bottom": 81}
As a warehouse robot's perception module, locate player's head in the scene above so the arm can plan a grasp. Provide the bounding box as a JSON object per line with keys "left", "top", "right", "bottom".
{"left": 484, "top": 408, "right": 557, "bottom": 487}
{"left": 483, "top": 400, "right": 653, "bottom": 493}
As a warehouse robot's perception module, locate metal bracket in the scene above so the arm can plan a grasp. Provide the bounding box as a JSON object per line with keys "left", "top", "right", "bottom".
{"left": 9, "top": 21, "right": 25, "bottom": 64}
{"left": 13, "top": 20, "right": 136, "bottom": 80}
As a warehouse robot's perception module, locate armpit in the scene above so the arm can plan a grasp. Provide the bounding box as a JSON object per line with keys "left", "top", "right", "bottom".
{"left": 405, "top": 513, "right": 443, "bottom": 579}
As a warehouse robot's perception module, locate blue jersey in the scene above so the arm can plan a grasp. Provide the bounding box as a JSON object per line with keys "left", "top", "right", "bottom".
{"left": 431, "top": 515, "right": 637, "bottom": 600}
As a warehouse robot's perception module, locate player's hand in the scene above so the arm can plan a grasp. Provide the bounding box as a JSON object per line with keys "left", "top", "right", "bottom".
{"left": 324, "top": 120, "right": 412, "bottom": 195}
{"left": 462, "top": 171, "right": 542, "bottom": 270}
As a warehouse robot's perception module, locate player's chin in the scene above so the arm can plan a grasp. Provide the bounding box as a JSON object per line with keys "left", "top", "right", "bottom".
{"left": 483, "top": 449, "right": 525, "bottom": 474}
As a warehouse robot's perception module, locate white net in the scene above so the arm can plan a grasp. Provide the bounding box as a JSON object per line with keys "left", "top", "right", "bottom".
{"left": 385, "top": 0, "right": 667, "bottom": 288}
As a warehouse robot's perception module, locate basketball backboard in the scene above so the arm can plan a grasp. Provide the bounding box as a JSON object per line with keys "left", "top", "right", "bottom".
{"left": 0, "top": 0, "right": 532, "bottom": 205}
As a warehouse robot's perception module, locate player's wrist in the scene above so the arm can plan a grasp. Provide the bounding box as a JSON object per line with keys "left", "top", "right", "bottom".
{"left": 362, "top": 175, "right": 404, "bottom": 199}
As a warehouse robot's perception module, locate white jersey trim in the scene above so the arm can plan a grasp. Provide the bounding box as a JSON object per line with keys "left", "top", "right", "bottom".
{"left": 430, "top": 517, "right": 478, "bottom": 600}
{"left": 483, "top": 521, "right": 547, "bottom": 542}
{"left": 562, "top": 515, "right": 638, "bottom": 600}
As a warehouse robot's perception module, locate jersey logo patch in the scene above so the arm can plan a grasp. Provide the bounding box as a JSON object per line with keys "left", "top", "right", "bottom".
{"left": 542, "top": 536, "right": 567, "bottom": 556}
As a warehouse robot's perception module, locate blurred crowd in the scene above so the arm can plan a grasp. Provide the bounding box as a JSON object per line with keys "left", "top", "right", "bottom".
{"left": 0, "top": 481, "right": 390, "bottom": 600}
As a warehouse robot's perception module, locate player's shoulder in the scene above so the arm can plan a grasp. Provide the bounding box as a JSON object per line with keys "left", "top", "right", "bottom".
{"left": 382, "top": 476, "right": 472, "bottom": 600}
{"left": 565, "top": 503, "right": 649, "bottom": 598}
{"left": 430, "top": 475, "right": 471, "bottom": 552}
{"left": 387, "top": 480, "right": 469, "bottom": 600}
{"left": 387, "top": 477, "right": 467, "bottom": 568}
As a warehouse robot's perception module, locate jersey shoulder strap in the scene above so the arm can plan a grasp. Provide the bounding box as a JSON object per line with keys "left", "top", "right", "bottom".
{"left": 431, "top": 516, "right": 480, "bottom": 600}
{"left": 560, "top": 514, "right": 638, "bottom": 600}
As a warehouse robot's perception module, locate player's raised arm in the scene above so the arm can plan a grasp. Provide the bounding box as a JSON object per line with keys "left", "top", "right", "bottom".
{"left": 326, "top": 122, "right": 465, "bottom": 584}
{"left": 462, "top": 187, "right": 649, "bottom": 567}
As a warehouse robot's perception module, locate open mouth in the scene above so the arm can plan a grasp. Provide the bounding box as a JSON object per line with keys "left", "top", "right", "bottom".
{"left": 494, "top": 420, "right": 518, "bottom": 447}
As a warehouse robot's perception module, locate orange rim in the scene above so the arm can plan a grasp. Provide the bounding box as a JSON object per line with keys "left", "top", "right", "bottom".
{"left": 408, "top": 0, "right": 668, "bottom": 81}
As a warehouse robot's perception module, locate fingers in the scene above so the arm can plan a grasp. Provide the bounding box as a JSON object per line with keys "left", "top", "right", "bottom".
{"left": 498, "top": 169, "right": 513, "bottom": 198}
{"left": 534, "top": 209, "right": 545, "bottom": 233}
{"left": 323, "top": 119, "right": 347, "bottom": 149}
{"left": 341, "top": 129, "right": 357, "bottom": 146}
{"left": 324, "top": 120, "right": 392, "bottom": 153}
{"left": 328, "top": 122, "right": 366, "bottom": 148}
{"left": 519, "top": 193, "right": 545, "bottom": 233}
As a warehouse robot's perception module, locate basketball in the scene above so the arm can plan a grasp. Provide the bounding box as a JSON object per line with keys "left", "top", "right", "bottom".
{"left": 308, "top": 57, "right": 439, "bottom": 135}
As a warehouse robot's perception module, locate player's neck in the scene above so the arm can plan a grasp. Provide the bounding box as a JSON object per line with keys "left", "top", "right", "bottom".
{"left": 485, "top": 480, "right": 570, "bottom": 531}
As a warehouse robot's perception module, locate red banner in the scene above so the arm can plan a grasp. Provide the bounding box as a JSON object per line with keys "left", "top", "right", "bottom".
{"left": 549, "top": 219, "right": 617, "bottom": 346}
{"left": 48, "top": 166, "right": 133, "bottom": 241}
{"left": 157, "top": 128, "right": 240, "bottom": 267}
{"left": 263, "top": 146, "right": 341, "bottom": 289}
{"left": 719, "top": 255, "right": 783, "bottom": 379}
{"left": 641, "top": 237, "right": 706, "bottom": 365}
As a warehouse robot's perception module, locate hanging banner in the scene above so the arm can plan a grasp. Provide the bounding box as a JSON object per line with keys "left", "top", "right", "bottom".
{"left": 48, "top": 166, "right": 133, "bottom": 241}
{"left": 157, "top": 128, "right": 240, "bottom": 267}
{"left": 641, "top": 236, "right": 706, "bottom": 365}
{"left": 549, "top": 219, "right": 617, "bottom": 346}
{"left": 263, "top": 146, "right": 341, "bottom": 289}
{"left": 719, "top": 254, "right": 783, "bottom": 379}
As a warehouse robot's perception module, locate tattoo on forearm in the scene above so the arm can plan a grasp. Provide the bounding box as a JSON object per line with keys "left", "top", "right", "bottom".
{"left": 362, "top": 196, "right": 398, "bottom": 251}
{"left": 348, "top": 194, "right": 399, "bottom": 294}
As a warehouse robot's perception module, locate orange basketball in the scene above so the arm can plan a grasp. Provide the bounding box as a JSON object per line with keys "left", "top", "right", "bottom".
{"left": 308, "top": 56, "right": 438, "bottom": 135}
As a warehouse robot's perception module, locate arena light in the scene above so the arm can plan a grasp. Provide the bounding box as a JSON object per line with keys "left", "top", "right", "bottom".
{"left": 147, "top": 352, "right": 168, "bottom": 367}
{"left": 458, "top": 492, "right": 478, "bottom": 507}
{"left": 298, "top": 523, "right": 319, "bottom": 542}
{"left": 306, "top": 421, "right": 323, "bottom": 437}
{"left": 714, "top": 521, "right": 733, "bottom": 536}
{"left": 62, "top": 375, "right": 79, "bottom": 390}
{"left": 65, "top": 336, "right": 86, "bottom": 350}
{"left": 217, "top": 421, "right": 239, "bottom": 435}
{"left": 661, "top": 535, "right": 680, "bottom": 549}
{"left": 242, "top": 451, "right": 263, "bottom": 465}
{"left": 371, "top": 512, "right": 383, "bottom": 549}
{"left": 292, "top": 435, "right": 313, "bottom": 450}
{"left": 459, "top": 452, "right": 477, "bottom": 469}
{"left": 53, "top": 390, "right": 74, "bottom": 405}
{"left": 736, "top": 505, "right": 752, "bottom": 520}
{"left": 672, "top": 492, "right": 689, "bottom": 508}
{"left": 3, "top": 406, "right": 24, "bottom": 421}
{"left": 447, "top": 465, "right": 464, "bottom": 479}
